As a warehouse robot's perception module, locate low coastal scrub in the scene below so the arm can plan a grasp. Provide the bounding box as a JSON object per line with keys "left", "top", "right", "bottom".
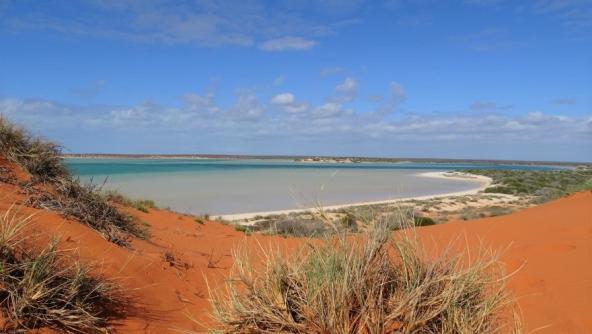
{"left": 1, "top": 118, "right": 148, "bottom": 246}
{"left": 246, "top": 207, "right": 437, "bottom": 237}
{"left": 466, "top": 168, "right": 592, "bottom": 203}
{"left": 0, "top": 206, "right": 123, "bottom": 333}
{"left": 254, "top": 217, "right": 330, "bottom": 237}
{"left": 210, "top": 219, "right": 518, "bottom": 333}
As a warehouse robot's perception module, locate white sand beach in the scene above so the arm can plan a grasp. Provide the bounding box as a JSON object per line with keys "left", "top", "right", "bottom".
{"left": 221, "top": 171, "right": 492, "bottom": 221}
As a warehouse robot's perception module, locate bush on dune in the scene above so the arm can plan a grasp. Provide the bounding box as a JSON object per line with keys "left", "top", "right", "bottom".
{"left": 0, "top": 117, "right": 69, "bottom": 183}
{"left": 0, "top": 118, "right": 147, "bottom": 247}
{"left": 0, "top": 206, "right": 124, "bottom": 333}
{"left": 27, "top": 180, "right": 150, "bottom": 246}
{"left": 209, "top": 217, "right": 519, "bottom": 334}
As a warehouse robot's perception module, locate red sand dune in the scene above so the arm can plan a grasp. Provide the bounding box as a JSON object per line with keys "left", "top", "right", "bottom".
{"left": 417, "top": 192, "right": 592, "bottom": 333}
{"left": 0, "top": 160, "right": 590, "bottom": 333}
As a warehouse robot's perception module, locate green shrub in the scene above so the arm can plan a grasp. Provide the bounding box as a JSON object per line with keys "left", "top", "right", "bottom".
{"left": 234, "top": 225, "right": 249, "bottom": 233}
{"left": 414, "top": 215, "right": 437, "bottom": 226}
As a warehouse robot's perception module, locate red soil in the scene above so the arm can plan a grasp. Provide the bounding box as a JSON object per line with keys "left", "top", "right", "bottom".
{"left": 0, "top": 160, "right": 590, "bottom": 333}
{"left": 417, "top": 192, "right": 592, "bottom": 333}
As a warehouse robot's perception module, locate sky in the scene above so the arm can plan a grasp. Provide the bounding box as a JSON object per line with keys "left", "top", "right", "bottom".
{"left": 0, "top": 0, "right": 591, "bottom": 162}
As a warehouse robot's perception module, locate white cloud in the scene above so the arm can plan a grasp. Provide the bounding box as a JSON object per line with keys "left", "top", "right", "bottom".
{"left": 229, "top": 92, "right": 265, "bottom": 120}
{"left": 336, "top": 77, "right": 357, "bottom": 94}
{"left": 283, "top": 103, "right": 309, "bottom": 114}
{"left": 270, "top": 92, "right": 308, "bottom": 113}
{"left": 2, "top": 91, "right": 590, "bottom": 160}
{"left": 331, "top": 77, "right": 358, "bottom": 103}
{"left": 259, "top": 36, "right": 318, "bottom": 51}
{"left": 271, "top": 93, "right": 295, "bottom": 105}
{"left": 183, "top": 91, "right": 219, "bottom": 114}
{"left": 315, "top": 102, "right": 346, "bottom": 118}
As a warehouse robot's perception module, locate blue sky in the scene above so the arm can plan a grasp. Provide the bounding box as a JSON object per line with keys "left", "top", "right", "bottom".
{"left": 1, "top": 0, "right": 591, "bottom": 161}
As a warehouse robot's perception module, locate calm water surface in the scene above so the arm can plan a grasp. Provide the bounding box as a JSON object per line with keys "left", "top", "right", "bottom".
{"left": 65, "top": 158, "right": 558, "bottom": 215}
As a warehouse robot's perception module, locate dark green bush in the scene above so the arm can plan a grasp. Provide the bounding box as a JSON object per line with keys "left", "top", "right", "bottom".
{"left": 414, "top": 215, "right": 437, "bottom": 226}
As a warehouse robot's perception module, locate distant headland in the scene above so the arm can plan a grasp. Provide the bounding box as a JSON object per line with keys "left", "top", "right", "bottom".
{"left": 62, "top": 153, "right": 589, "bottom": 167}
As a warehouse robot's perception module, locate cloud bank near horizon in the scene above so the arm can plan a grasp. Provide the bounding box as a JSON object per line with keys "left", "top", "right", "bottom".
{"left": 2, "top": 92, "right": 590, "bottom": 162}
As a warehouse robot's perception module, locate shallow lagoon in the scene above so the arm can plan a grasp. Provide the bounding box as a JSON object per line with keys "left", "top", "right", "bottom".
{"left": 65, "top": 159, "right": 557, "bottom": 215}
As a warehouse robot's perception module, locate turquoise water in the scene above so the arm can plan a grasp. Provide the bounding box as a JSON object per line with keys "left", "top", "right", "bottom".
{"left": 65, "top": 158, "right": 559, "bottom": 215}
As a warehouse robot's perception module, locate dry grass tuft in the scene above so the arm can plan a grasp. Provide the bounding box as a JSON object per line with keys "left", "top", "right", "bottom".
{"left": 1, "top": 117, "right": 148, "bottom": 247}
{"left": 209, "top": 217, "right": 519, "bottom": 333}
{"left": 103, "top": 190, "right": 158, "bottom": 213}
{"left": 0, "top": 206, "right": 125, "bottom": 333}
{"left": 0, "top": 117, "right": 69, "bottom": 183}
{"left": 26, "top": 180, "right": 149, "bottom": 247}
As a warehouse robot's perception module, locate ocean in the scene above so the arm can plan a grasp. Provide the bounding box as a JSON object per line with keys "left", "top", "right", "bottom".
{"left": 65, "top": 158, "right": 558, "bottom": 216}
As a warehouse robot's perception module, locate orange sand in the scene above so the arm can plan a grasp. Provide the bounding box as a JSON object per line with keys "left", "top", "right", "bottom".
{"left": 0, "top": 159, "right": 590, "bottom": 333}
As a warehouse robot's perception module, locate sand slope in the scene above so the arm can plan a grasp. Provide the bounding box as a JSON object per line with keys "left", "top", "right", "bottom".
{"left": 417, "top": 191, "right": 592, "bottom": 333}
{"left": 0, "top": 159, "right": 590, "bottom": 333}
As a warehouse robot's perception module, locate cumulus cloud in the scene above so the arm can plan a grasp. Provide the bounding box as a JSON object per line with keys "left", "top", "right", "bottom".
{"left": 259, "top": 36, "right": 317, "bottom": 51}
{"left": 270, "top": 92, "right": 308, "bottom": 114}
{"left": 315, "top": 102, "right": 344, "bottom": 118}
{"left": 229, "top": 92, "right": 265, "bottom": 120}
{"left": 271, "top": 93, "right": 295, "bottom": 105}
{"left": 336, "top": 77, "right": 357, "bottom": 94}
{"left": 369, "top": 82, "right": 406, "bottom": 115}
{"left": 331, "top": 77, "right": 358, "bottom": 103}
{"left": 183, "top": 91, "right": 219, "bottom": 114}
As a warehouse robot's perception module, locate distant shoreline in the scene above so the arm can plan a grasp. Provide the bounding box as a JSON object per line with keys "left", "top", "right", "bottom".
{"left": 62, "top": 154, "right": 587, "bottom": 167}
{"left": 221, "top": 171, "right": 492, "bottom": 221}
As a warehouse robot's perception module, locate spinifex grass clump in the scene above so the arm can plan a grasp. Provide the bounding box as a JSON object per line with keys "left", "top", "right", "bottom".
{"left": 1, "top": 118, "right": 148, "bottom": 247}
{"left": 28, "top": 180, "right": 150, "bottom": 246}
{"left": 209, "top": 219, "right": 518, "bottom": 333}
{"left": 0, "top": 117, "right": 69, "bottom": 182}
{"left": 0, "top": 206, "right": 123, "bottom": 333}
